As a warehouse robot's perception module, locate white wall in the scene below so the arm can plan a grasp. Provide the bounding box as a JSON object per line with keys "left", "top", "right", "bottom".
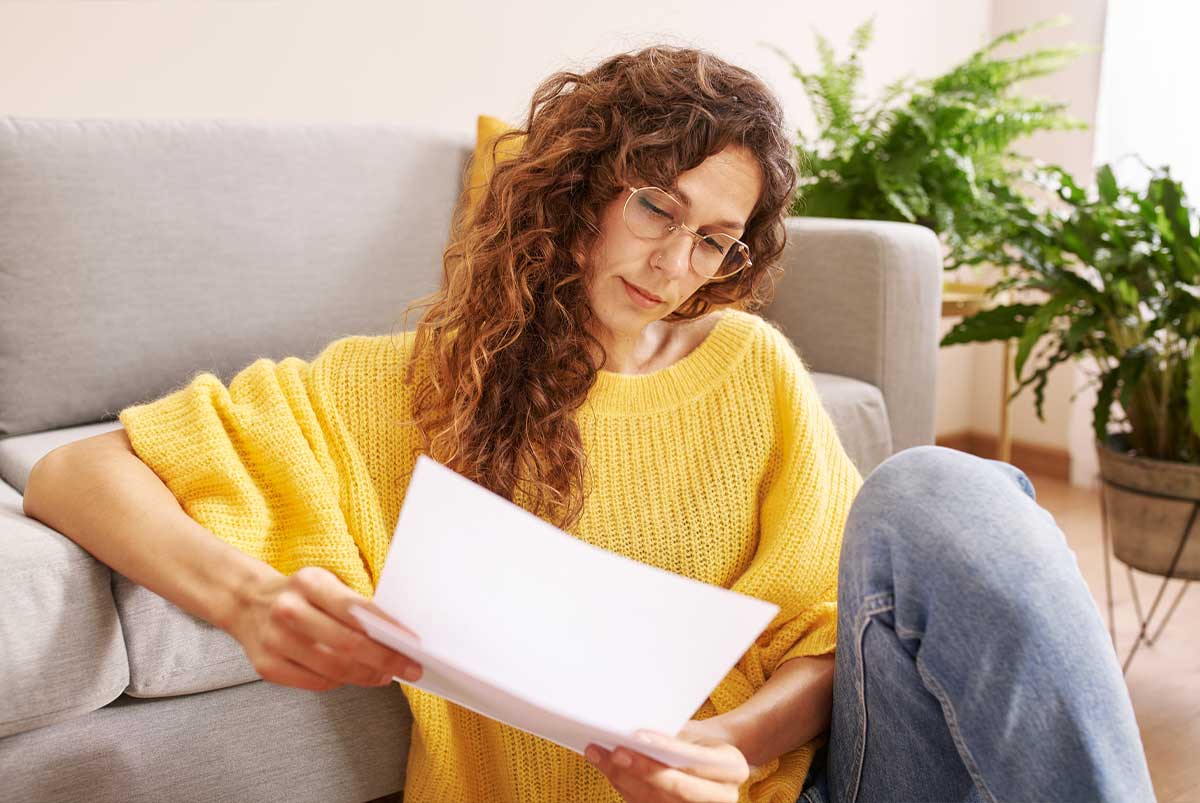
{"left": 1094, "top": 0, "right": 1200, "bottom": 195}
{"left": 0, "top": 0, "right": 991, "bottom": 142}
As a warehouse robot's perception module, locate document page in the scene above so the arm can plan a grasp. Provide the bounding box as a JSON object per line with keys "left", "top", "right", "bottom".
{"left": 350, "top": 454, "right": 778, "bottom": 770}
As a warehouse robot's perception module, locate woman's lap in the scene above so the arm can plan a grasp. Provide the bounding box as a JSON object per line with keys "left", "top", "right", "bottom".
{"left": 799, "top": 445, "right": 1155, "bottom": 803}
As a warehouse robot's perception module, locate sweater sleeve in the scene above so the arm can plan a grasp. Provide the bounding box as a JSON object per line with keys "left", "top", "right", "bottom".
{"left": 701, "top": 325, "right": 865, "bottom": 802}
{"left": 728, "top": 324, "right": 864, "bottom": 684}
{"left": 117, "top": 337, "right": 390, "bottom": 598}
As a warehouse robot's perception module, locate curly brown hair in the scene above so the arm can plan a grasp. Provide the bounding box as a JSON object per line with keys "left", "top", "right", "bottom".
{"left": 395, "top": 45, "right": 798, "bottom": 530}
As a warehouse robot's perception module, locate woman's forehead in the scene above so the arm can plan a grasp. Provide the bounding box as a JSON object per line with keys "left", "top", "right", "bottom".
{"left": 672, "top": 147, "right": 762, "bottom": 226}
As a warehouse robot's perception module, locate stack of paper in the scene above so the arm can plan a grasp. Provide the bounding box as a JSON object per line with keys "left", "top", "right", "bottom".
{"left": 350, "top": 455, "right": 777, "bottom": 770}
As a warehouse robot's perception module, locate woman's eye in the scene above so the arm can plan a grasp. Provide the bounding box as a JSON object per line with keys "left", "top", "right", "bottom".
{"left": 639, "top": 198, "right": 672, "bottom": 219}
{"left": 701, "top": 237, "right": 726, "bottom": 253}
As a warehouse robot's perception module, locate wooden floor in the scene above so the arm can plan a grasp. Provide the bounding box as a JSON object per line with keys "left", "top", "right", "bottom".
{"left": 1030, "top": 472, "right": 1200, "bottom": 803}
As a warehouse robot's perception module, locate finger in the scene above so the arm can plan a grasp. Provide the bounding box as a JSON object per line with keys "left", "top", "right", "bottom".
{"left": 618, "top": 747, "right": 740, "bottom": 803}
{"left": 291, "top": 566, "right": 422, "bottom": 642}
{"left": 633, "top": 731, "right": 748, "bottom": 784}
{"left": 595, "top": 745, "right": 738, "bottom": 803}
{"left": 271, "top": 589, "right": 422, "bottom": 680}
{"left": 586, "top": 746, "right": 642, "bottom": 801}
{"left": 266, "top": 620, "right": 388, "bottom": 687}
{"left": 255, "top": 652, "right": 339, "bottom": 692}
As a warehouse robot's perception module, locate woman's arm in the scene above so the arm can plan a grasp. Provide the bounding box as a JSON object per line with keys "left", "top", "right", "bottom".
{"left": 22, "top": 428, "right": 422, "bottom": 690}
{"left": 23, "top": 429, "right": 274, "bottom": 632}
{"left": 587, "top": 653, "right": 835, "bottom": 800}
{"left": 701, "top": 653, "right": 836, "bottom": 770}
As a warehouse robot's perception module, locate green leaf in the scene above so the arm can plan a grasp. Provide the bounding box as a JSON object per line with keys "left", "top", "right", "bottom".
{"left": 1015, "top": 294, "right": 1072, "bottom": 379}
{"left": 1063, "top": 311, "right": 1097, "bottom": 352}
{"left": 941, "top": 304, "right": 1041, "bottom": 346}
{"left": 1174, "top": 243, "right": 1200, "bottom": 283}
{"left": 1096, "top": 164, "right": 1118, "bottom": 205}
{"left": 1189, "top": 340, "right": 1200, "bottom": 441}
{"left": 849, "top": 17, "right": 875, "bottom": 52}
{"left": 1113, "top": 279, "right": 1139, "bottom": 308}
{"left": 1011, "top": 342, "right": 1072, "bottom": 420}
{"left": 1093, "top": 366, "right": 1121, "bottom": 443}
{"left": 1116, "top": 346, "right": 1149, "bottom": 414}
{"left": 977, "top": 14, "right": 1070, "bottom": 57}
{"left": 883, "top": 189, "right": 918, "bottom": 222}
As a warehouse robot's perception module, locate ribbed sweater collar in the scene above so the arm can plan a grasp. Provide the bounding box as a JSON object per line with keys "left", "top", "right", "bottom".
{"left": 583, "top": 308, "right": 757, "bottom": 416}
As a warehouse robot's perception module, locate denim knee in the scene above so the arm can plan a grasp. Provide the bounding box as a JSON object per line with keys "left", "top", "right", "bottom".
{"left": 867, "top": 445, "right": 1035, "bottom": 503}
{"left": 848, "top": 446, "right": 1037, "bottom": 536}
{"left": 839, "top": 445, "right": 1062, "bottom": 609}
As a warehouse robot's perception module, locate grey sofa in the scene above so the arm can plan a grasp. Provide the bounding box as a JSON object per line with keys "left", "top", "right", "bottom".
{"left": 0, "top": 117, "right": 941, "bottom": 803}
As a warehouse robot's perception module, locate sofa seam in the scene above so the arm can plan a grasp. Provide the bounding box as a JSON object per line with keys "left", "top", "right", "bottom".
{"left": 1, "top": 671, "right": 128, "bottom": 734}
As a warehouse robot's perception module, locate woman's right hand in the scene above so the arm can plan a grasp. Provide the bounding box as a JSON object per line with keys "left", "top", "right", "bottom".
{"left": 226, "top": 565, "right": 423, "bottom": 692}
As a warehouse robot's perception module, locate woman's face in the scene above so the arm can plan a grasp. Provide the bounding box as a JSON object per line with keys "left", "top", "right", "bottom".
{"left": 584, "top": 144, "right": 763, "bottom": 336}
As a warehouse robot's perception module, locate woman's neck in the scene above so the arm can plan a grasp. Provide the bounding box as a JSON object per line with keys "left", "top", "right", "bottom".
{"left": 592, "top": 312, "right": 723, "bottom": 375}
{"left": 587, "top": 319, "right": 663, "bottom": 375}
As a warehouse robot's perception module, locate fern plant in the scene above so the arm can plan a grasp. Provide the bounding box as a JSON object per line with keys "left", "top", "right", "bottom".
{"left": 941, "top": 162, "right": 1200, "bottom": 464}
{"left": 768, "top": 16, "right": 1086, "bottom": 267}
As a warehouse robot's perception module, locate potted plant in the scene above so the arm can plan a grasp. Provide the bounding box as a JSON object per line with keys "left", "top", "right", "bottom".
{"left": 941, "top": 161, "right": 1200, "bottom": 588}
{"left": 767, "top": 16, "right": 1085, "bottom": 269}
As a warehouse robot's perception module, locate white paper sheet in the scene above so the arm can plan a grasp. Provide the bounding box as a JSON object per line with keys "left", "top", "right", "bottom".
{"left": 349, "top": 454, "right": 778, "bottom": 771}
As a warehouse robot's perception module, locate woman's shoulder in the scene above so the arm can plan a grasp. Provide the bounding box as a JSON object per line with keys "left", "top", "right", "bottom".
{"left": 306, "top": 330, "right": 422, "bottom": 415}
{"left": 720, "top": 308, "right": 811, "bottom": 374}
{"left": 312, "top": 330, "right": 418, "bottom": 373}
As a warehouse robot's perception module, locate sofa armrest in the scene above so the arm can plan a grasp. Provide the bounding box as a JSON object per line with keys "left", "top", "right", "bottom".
{"left": 0, "top": 480, "right": 129, "bottom": 738}
{"left": 761, "top": 217, "right": 942, "bottom": 454}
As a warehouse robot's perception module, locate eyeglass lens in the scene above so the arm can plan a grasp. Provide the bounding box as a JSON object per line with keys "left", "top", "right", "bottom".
{"left": 624, "top": 188, "right": 749, "bottom": 278}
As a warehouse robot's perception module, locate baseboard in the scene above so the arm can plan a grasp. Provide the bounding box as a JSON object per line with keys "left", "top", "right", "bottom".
{"left": 935, "top": 431, "right": 1071, "bottom": 481}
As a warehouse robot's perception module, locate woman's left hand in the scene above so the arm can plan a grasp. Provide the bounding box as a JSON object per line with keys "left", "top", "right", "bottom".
{"left": 585, "top": 718, "right": 750, "bottom": 803}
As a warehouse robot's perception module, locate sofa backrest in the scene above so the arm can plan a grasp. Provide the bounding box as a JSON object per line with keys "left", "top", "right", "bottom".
{"left": 0, "top": 118, "right": 471, "bottom": 438}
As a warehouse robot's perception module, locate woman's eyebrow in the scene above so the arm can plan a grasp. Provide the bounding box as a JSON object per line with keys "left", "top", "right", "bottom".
{"left": 669, "top": 183, "right": 746, "bottom": 231}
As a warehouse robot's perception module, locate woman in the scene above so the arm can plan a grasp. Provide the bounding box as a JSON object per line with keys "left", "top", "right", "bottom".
{"left": 23, "top": 46, "right": 1155, "bottom": 803}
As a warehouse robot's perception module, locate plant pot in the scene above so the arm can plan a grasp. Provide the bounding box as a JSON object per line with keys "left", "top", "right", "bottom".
{"left": 1095, "top": 435, "right": 1200, "bottom": 581}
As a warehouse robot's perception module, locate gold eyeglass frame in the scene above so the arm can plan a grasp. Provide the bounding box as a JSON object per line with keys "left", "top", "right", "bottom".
{"left": 622, "top": 186, "right": 753, "bottom": 281}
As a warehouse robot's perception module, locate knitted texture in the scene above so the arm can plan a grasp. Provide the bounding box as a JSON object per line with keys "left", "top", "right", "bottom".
{"left": 118, "top": 308, "right": 864, "bottom": 803}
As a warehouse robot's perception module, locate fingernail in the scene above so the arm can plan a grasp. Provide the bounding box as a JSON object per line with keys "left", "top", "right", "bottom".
{"left": 403, "top": 665, "right": 421, "bottom": 682}
{"left": 585, "top": 746, "right": 600, "bottom": 765}
{"left": 613, "top": 750, "right": 631, "bottom": 768}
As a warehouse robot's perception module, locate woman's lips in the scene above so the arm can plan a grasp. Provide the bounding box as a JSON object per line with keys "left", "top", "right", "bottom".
{"left": 622, "top": 277, "right": 663, "bottom": 307}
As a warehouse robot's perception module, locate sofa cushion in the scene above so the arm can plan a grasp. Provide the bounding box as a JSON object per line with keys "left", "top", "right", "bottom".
{"left": 0, "top": 680, "right": 412, "bottom": 803}
{"left": 0, "top": 421, "right": 259, "bottom": 698}
{"left": 114, "top": 573, "right": 258, "bottom": 698}
{"left": 0, "top": 480, "right": 128, "bottom": 739}
{"left": 0, "top": 117, "right": 468, "bottom": 439}
{"left": 810, "top": 371, "right": 893, "bottom": 476}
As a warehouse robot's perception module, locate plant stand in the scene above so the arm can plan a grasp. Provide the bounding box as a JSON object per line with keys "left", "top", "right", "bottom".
{"left": 1096, "top": 437, "right": 1200, "bottom": 675}
{"left": 1100, "top": 481, "right": 1197, "bottom": 674}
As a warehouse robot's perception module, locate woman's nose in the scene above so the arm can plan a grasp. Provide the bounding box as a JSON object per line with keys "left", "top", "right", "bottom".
{"left": 654, "top": 229, "right": 694, "bottom": 276}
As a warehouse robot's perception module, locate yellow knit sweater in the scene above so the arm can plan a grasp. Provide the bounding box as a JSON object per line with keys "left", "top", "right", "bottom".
{"left": 118, "top": 308, "right": 863, "bottom": 803}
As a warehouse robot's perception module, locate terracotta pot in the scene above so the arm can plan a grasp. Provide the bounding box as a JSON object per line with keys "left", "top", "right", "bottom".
{"left": 1095, "top": 435, "right": 1200, "bottom": 581}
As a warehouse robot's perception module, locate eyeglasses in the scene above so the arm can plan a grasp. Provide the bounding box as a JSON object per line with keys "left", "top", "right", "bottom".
{"left": 621, "top": 186, "right": 753, "bottom": 281}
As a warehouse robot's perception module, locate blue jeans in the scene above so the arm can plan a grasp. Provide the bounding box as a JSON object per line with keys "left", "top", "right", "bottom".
{"left": 796, "top": 446, "right": 1156, "bottom": 803}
